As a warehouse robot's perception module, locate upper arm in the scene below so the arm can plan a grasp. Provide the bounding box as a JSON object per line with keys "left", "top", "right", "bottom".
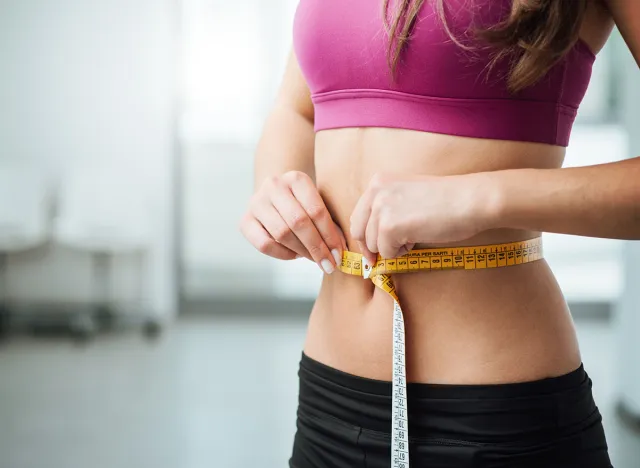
{"left": 604, "top": 0, "right": 640, "bottom": 66}
{"left": 273, "top": 49, "right": 315, "bottom": 124}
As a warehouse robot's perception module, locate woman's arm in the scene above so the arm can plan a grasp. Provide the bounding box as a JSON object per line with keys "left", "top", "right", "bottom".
{"left": 253, "top": 50, "right": 316, "bottom": 188}
{"left": 349, "top": 155, "right": 640, "bottom": 262}
{"left": 486, "top": 0, "right": 640, "bottom": 240}
{"left": 241, "top": 50, "right": 346, "bottom": 271}
{"left": 485, "top": 158, "right": 640, "bottom": 239}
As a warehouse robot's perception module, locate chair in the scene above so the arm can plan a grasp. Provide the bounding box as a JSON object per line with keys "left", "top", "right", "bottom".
{"left": 0, "top": 165, "right": 54, "bottom": 338}
{"left": 53, "top": 166, "right": 155, "bottom": 339}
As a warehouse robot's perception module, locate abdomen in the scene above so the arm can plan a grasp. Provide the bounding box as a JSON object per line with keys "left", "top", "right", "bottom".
{"left": 302, "top": 127, "right": 582, "bottom": 384}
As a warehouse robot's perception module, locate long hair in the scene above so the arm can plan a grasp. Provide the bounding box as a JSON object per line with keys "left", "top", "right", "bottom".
{"left": 382, "top": 0, "right": 589, "bottom": 92}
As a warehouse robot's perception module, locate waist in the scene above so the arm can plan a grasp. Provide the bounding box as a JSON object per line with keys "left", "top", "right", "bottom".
{"left": 314, "top": 127, "right": 563, "bottom": 295}
{"left": 306, "top": 128, "right": 579, "bottom": 383}
{"left": 309, "top": 243, "right": 581, "bottom": 384}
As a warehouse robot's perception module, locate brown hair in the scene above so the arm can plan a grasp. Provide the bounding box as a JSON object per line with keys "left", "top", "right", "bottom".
{"left": 382, "top": 0, "right": 588, "bottom": 92}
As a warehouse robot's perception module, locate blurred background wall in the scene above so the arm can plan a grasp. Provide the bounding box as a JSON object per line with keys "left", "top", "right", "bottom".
{"left": 180, "top": 0, "right": 297, "bottom": 298}
{"left": 0, "top": 0, "right": 177, "bottom": 319}
{"left": 616, "top": 44, "right": 640, "bottom": 416}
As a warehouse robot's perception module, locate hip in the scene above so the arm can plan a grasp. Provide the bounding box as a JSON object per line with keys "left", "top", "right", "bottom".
{"left": 289, "top": 352, "right": 612, "bottom": 468}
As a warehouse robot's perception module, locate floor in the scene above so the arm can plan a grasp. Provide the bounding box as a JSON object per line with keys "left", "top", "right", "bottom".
{"left": 0, "top": 306, "right": 639, "bottom": 468}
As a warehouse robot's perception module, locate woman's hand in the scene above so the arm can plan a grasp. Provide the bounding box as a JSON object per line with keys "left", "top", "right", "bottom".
{"left": 240, "top": 170, "right": 346, "bottom": 274}
{"left": 350, "top": 172, "right": 495, "bottom": 262}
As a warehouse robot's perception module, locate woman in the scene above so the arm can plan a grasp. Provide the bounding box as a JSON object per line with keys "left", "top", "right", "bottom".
{"left": 240, "top": 0, "right": 639, "bottom": 466}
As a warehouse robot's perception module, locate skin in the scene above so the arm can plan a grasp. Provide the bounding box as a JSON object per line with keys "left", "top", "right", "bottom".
{"left": 240, "top": 0, "right": 639, "bottom": 384}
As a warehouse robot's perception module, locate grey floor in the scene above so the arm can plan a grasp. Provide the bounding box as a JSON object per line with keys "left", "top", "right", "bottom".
{"left": 0, "top": 305, "right": 639, "bottom": 468}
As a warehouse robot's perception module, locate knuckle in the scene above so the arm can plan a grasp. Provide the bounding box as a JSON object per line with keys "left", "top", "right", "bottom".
{"left": 248, "top": 192, "right": 260, "bottom": 208}
{"left": 372, "top": 196, "right": 386, "bottom": 213}
{"left": 249, "top": 198, "right": 264, "bottom": 216}
{"left": 264, "top": 175, "right": 280, "bottom": 188}
{"left": 272, "top": 226, "right": 291, "bottom": 243}
{"left": 239, "top": 210, "right": 250, "bottom": 223}
{"left": 293, "top": 170, "right": 310, "bottom": 183}
{"left": 285, "top": 170, "right": 309, "bottom": 185}
{"left": 306, "top": 204, "right": 326, "bottom": 222}
{"left": 256, "top": 238, "right": 275, "bottom": 255}
{"left": 370, "top": 172, "right": 385, "bottom": 188}
{"left": 306, "top": 243, "right": 323, "bottom": 258}
{"left": 290, "top": 211, "right": 310, "bottom": 230}
{"left": 251, "top": 186, "right": 268, "bottom": 204}
{"left": 270, "top": 176, "right": 286, "bottom": 192}
{"left": 323, "top": 232, "right": 338, "bottom": 247}
{"left": 238, "top": 215, "right": 250, "bottom": 234}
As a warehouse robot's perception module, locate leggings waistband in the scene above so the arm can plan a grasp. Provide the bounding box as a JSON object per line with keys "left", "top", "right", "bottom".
{"left": 300, "top": 352, "right": 587, "bottom": 399}
{"left": 298, "top": 352, "right": 599, "bottom": 439}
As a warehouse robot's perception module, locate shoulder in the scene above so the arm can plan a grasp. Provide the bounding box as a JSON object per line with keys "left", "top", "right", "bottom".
{"left": 601, "top": 0, "right": 640, "bottom": 64}
{"left": 578, "top": 0, "right": 616, "bottom": 56}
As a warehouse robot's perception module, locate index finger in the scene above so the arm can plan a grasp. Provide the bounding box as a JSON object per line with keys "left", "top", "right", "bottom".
{"left": 288, "top": 174, "right": 346, "bottom": 265}
{"left": 349, "top": 188, "right": 377, "bottom": 263}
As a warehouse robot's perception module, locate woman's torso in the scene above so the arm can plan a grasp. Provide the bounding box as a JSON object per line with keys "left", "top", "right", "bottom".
{"left": 300, "top": 0, "right": 614, "bottom": 385}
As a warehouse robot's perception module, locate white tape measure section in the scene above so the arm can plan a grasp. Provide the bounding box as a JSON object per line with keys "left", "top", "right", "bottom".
{"left": 361, "top": 255, "right": 409, "bottom": 468}
{"left": 392, "top": 299, "right": 409, "bottom": 468}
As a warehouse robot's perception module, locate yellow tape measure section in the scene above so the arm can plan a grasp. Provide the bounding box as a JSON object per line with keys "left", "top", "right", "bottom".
{"left": 339, "top": 237, "right": 543, "bottom": 312}
{"left": 339, "top": 237, "right": 543, "bottom": 280}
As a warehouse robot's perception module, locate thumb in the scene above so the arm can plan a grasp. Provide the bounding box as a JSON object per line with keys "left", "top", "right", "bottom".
{"left": 396, "top": 243, "right": 415, "bottom": 257}
{"left": 358, "top": 240, "right": 378, "bottom": 265}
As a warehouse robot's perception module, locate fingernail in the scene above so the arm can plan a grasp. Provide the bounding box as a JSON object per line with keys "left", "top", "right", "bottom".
{"left": 320, "top": 259, "right": 334, "bottom": 274}
{"left": 331, "top": 249, "right": 341, "bottom": 265}
{"left": 295, "top": 254, "right": 302, "bottom": 259}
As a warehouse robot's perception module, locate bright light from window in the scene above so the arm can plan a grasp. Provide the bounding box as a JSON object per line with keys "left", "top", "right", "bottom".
{"left": 181, "top": 1, "right": 266, "bottom": 141}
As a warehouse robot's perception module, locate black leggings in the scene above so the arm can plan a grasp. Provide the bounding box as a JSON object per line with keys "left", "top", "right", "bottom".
{"left": 289, "top": 353, "right": 612, "bottom": 468}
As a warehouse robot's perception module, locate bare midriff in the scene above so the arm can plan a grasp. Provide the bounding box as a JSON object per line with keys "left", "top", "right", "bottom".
{"left": 303, "top": 127, "right": 582, "bottom": 385}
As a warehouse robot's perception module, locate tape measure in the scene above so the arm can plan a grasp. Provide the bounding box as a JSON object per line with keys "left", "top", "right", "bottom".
{"left": 337, "top": 237, "right": 544, "bottom": 468}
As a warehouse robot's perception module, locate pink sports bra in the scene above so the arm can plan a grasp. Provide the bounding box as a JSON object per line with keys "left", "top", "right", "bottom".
{"left": 293, "top": 0, "right": 596, "bottom": 147}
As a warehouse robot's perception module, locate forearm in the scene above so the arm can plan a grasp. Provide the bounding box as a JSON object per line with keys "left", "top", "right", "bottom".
{"left": 254, "top": 105, "right": 315, "bottom": 190}
{"left": 486, "top": 156, "right": 640, "bottom": 239}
